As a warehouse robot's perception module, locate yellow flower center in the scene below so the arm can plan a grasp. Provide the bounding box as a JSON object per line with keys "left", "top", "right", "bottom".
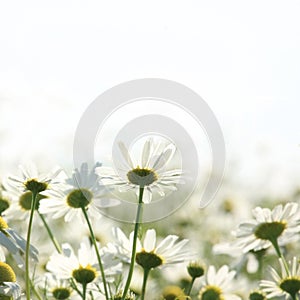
{"left": 279, "top": 278, "right": 300, "bottom": 298}
{"left": 24, "top": 179, "right": 48, "bottom": 194}
{"left": 127, "top": 167, "right": 158, "bottom": 187}
{"left": 72, "top": 264, "right": 97, "bottom": 285}
{"left": 67, "top": 189, "right": 93, "bottom": 209}
{"left": 52, "top": 287, "right": 72, "bottom": 300}
{"left": 199, "top": 285, "right": 224, "bottom": 300}
{"left": 19, "top": 191, "right": 47, "bottom": 211}
{"left": 0, "top": 216, "right": 8, "bottom": 231}
{"left": 254, "top": 221, "right": 287, "bottom": 241}
{"left": 136, "top": 250, "right": 163, "bottom": 269}
{"left": 0, "top": 262, "right": 16, "bottom": 283}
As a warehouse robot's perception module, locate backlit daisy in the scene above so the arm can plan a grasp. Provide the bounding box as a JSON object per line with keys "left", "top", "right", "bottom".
{"left": 96, "top": 138, "right": 183, "bottom": 203}
{"left": 198, "top": 265, "right": 241, "bottom": 300}
{"left": 39, "top": 162, "right": 119, "bottom": 222}
{"left": 39, "top": 273, "right": 73, "bottom": 300}
{"left": 260, "top": 257, "right": 300, "bottom": 300}
{"left": 233, "top": 202, "right": 300, "bottom": 253}
{"left": 8, "top": 163, "right": 62, "bottom": 195}
{"left": 110, "top": 227, "right": 189, "bottom": 269}
{"left": 46, "top": 239, "right": 122, "bottom": 288}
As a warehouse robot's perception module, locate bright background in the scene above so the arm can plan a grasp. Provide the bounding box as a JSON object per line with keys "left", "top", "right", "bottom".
{"left": 1, "top": 1, "right": 300, "bottom": 204}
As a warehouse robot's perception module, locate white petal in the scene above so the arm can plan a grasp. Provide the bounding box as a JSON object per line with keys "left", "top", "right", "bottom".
{"left": 118, "top": 142, "right": 134, "bottom": 169}
{"left": 143, "top": 229, "right": 156, "bottom": 252}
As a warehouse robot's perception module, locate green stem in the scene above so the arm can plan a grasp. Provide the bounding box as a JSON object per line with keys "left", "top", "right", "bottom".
{"left": 38, "top": 211, "right": 62, "bottom": 253}
{"left": 121, "top": 187, "right": 144, "bottom": 300}
{"left": 81, "top": 207, "right": 110, "bottom": 300}
{"left": 271, "top": 238, "right": 290, "bottom": 276}
{"left": 141, "top": 268, "right": 150, "bottom": 300}
{"left": 25, "top": 191, "right": 38, "bottom": 300}
{"left": 30, "top": 278, "right": 43, "bottom": 300}
{"left": 82, "top": 283, "right": 87, "bottom": 300}
{"left": 37, "top": 211, "right": 82, "bottom": 297}
{"left": 186, "top": 277, "right": 196, "bottom": 296}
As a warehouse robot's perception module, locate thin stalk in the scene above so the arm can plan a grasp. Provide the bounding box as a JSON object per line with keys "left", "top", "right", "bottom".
{"left": 121, "top": 187, "right": 144, "bottom": 300}
{"left": 38, "top": 211, "right": 62, "bottom": 253}
{"left": 82, "top": 283, "right": 87, "bottom": 300}
{"left": 141, "top": 268, "right": 150, "bottom": 300}
{"left": 186, "top": 277, "right": 196, "bottom": 296}
{"left": 37, "top": 212, "right": 82, "bottom": 297}
{"left": 25, "top": 191, "right": 38, "bottom": 300}
{"left": 81, "top": 207, "right": 110, "bottom": 300}
{"left": 270, "top": 238, "right": 290, "bottom": 276}
{"left": 30, "top": 278, "right": 43, "bottom": 300}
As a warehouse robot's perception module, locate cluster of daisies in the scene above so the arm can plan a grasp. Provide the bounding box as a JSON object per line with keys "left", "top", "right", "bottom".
{"left": 1, "top": 139, "right": 300, "bottom": 300}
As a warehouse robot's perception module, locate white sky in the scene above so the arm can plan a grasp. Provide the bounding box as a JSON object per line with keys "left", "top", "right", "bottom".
{"left": 0, "top": 1, "right": 300, "bottom": 197}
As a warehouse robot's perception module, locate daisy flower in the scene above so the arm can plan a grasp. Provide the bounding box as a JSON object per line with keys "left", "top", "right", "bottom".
{"left": 109, "top": 227, "right": 189, "bottom": 269}
{"left": 39, "top": 273, "right": 74, "bottom": 300}
{"left": 96, "top": 138, "right": 183, "bottom": 203}
{"left": 39, "top": 162, "right": 120, "bottom": 222}
{"left": 0, "top": 261, "right": 22, "bottom": 300}
{"left": 260, "top": 257, "right": 300, "bottom": 300}
{"left": 198, "top": 265, "right": 241, "bottom": 300}
{"left": 233, "top": 202, "right": 300, "bottom": 253}
{"left": 8, "top": 163, "right": 62, "bottom": 195}
{"left": 46, "top": 239, "right": 122, "bottom": 288}
{"left": 0, "top": 216, "right": 38, "bottom": 268}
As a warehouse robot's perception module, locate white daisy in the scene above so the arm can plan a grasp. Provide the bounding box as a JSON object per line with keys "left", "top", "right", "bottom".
{"left": 233, "top": 202, "right": 300, "bottom": 253}
{"left": 260, "top": 257, "right": 300, "bottom": 300}
{"left": 7, "top": 163, "right": 62, "bottom": 195}
{"left": 46, "top": 239, "right": 122, "bottom": 287}
{"left": 0, "top": 261, "right": 22, "bottom": 300}
{"left": 39, "top": 163, "right": 120, "bottom": 222}
{"left": 96, "top": 138, "right": 183, "bottom": 203}
{"left": 0, "top": 216, "right": 38, "bottom": 268}
{"left": 39, "top": 273, "right": 74, "bottom": 300}
{"left": 198, "top": 265, "right": 241, "bottom": 300}
{"left": 109, "top": 227, "right": 189, "bottom": 269}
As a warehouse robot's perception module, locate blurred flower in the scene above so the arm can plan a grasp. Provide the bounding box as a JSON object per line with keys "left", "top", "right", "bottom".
{"left": 109, "top": 227, "right": 189, "bottom": 269}
{"left": 0, "top": 261, "right": 22, "bottom": 299}
{"left": 187, "top": 261, "right": 205, "bottom": 278}
{"left": 260, "top": 257, "right": 300, "bottom": 299}
{"left": 39, "top": 273, "right": 73, "bottom": 300}
{"left": 7, "top": 163, "right": 62, "bottom": 195}
{"left": 162, "top": 285, "right": 187, "bottom": 300}
{"left": 96, "top": 138, "right": 183, "bottom": 203}
{"left": 233, "top": 202, "right": 300, "bottom": 252}
{"left": 249, "top": 290, "right": 267, "bottom": 300}
{"left": 0, "top": 216, "right": 38, "bottom": 268}
{"left": 39, "top": 163, "right": 119, "bottom": 222}
{"left": 198, "top": 265, "right": 241, "bottom": 300}
{"left": 46, "top": 239, "right": 122, "bottom": 286}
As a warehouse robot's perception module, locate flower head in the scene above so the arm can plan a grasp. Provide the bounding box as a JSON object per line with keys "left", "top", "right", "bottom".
{"left": 39, "top": 273, "right": 73, "bottom": 300}
{"left": 8, "top": 163, "right": 62, "bottom": 195}
{"left": 46, "top": 239, "right": 122, "bottom": 285}
{"left": 233, "top": 202, "right": 300, "bottom": 253}
{"left": 109, "top": 227, "right": 189, "bottom": 270}
{"left": 198, "top": 265, "right": 241, "bottom": 300}
{"left": 260, "top": 257, "right": 300, "bottom": 299}
{"left": 39, "top": 163, "right": 119, "bottom": 222}
{"left": 96, "top": 138, "right": 183, "bottom": 203}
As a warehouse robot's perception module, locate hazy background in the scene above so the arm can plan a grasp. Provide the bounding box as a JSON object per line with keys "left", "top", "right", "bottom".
{"left": 1, "top": 1, "right": 300, "bottom": 204}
